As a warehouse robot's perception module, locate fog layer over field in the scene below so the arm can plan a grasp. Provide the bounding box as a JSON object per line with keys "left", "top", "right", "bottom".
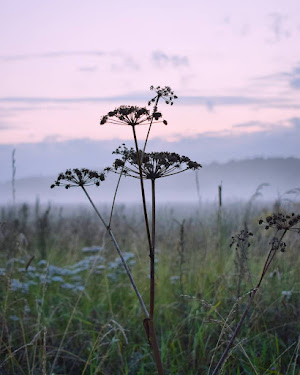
{"left": 1, "top": 157, "right": 299, "bottom": 205}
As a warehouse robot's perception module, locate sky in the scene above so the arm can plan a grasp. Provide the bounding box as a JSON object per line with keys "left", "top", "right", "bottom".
{"left": 1, "top": 0, "right": 300, "bottom": 179}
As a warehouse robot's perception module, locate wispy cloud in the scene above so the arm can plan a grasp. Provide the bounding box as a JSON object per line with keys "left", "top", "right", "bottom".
{"left": 179, "top": 95, "right": 298, "bottom": 110}
{"left": 254, "top": 63, "right": 300, "bottom": 90}
{"left": 110, "top": 56, "right": 140, "bottom": 71}
{"left": 78, "top": 66, "right": 98, "bottom": 73}
{"left": 289, "top": 66, "right": 300, "bottom": 89}
{"left": 267, "top": 13, "right": 290, "bottom": 43}
{"left": 0, "top": 50, "right": 140, "bottom": 72}
{"left": 233, "top": 120, "right": 268, "bottom": 129}
{"left": 289, "top": 117, "right": 300, "bottom": 127}
{"left": 232, "top": 119, "right": 296, "bottom": 133}
{"left": 0, "top": 50, "right": 106, "bottom": 62}
{"left": 0, "top": 94, "right": 298, "bottom": 111}
{"left": 152, "top": 50, "right": 189, "bottom": 68}
{"left": 0, "top": 95, "right": 146, "bottom": 104}
{"left": 0, "top": 123, "right": 10, "bottom": 130}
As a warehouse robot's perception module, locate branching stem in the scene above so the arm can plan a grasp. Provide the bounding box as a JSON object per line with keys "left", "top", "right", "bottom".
{"left": 211, "top": 229, "right": 288, "bottom": 375}
{"left": 131, "top": 126, "right": 153, "bottom": 254}
{"left": 131, "top": 126, "right": 164, "bottom": 375}
{"left": 109, "top": 165, "right": 125, "bottom": 228}
{"left": 142, "top": 95, "right": 160, "bottom": 157}
{"left": 150, "top": 179, "right": 156, "bottom": 319}
{"left": 81, "top": 186, "right": 149, "bottom": 318}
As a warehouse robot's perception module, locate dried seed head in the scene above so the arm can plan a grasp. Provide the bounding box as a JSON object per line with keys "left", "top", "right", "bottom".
{"left": 259, "top": 212, "right": 300, "bottom": 232}
{"left": 149, "top": 85, "right": 178, "bottom": 108}
{"left": 51, "top": 168, "right": 105, "bottom": 189}
{"left": 230, "top": 230, "right": 253, "bottom": 248}
{"left": 107, "top": 144, "right": 202, "bottom": 180}
{"left": 99, "top": 105, "right": 167, "bottom": 127}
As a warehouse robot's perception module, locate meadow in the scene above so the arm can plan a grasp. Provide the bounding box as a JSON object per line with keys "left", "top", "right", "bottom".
{"left": 1, "top": 86, "right": 299, "bottom": 374}
{"left": 0, "top": 197, "right": 299, "bottom": 375}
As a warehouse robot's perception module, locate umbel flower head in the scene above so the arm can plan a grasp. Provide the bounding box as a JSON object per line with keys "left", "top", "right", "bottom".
{"left": 230, "top": 230, "right": 253, "bottom": 248}
{"left": 106, "top": 144, "right": 202, "bottom": 180}
{"left": 51, "top": 168, "right": 105, "bottom": 189}
{"left": 100, "top": 105, "right": 167, "bottom": 126}
{"left": 259, "top": 212, "right": 300, "bottom": 232}
{"left": 148, "top": 85, "right": 178, "bottom": 107}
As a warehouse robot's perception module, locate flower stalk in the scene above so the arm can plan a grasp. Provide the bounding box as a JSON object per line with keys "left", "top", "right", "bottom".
{"left": 212, "top": 212, "right": 300, "bottom": 374}
{"left": 51, "top": 170, "right": 149, "bottom": 318}
{"left": 131, "top": 127, "right": 164, "bottom": 375}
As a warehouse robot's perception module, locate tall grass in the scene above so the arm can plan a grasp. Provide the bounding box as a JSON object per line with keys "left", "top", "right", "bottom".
{"left": 0, "top": 201, "right": 299, "bottom": 374}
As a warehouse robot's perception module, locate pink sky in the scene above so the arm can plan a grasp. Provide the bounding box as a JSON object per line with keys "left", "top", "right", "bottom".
{"left": 1, "top": 0, "right": 300, "bottom": 144}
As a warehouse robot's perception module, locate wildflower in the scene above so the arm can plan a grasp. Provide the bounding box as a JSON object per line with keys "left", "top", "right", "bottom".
{"left": 100, "top": 105, "right": 167, "bottom": 126}
{"left": 51, "top": 168, "right": 105, "bottom": 189}
{"left": 269, "top": 237, "right": 286, "bottom": 252}
{"left": 230, "top": 230, "right": 253, "bottom": 248}
{"left": 258, "top": 212, "right": 300, "bottom": 232}
{"left": 106, "top": 144, "right": 202, "bottom": 180}
{"left": 148, "top": 85, "right": 178, "bottom": 107}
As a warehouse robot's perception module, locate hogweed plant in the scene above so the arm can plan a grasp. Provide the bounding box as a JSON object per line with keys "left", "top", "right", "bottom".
{"left": 51, "top": 86, "right": 199, "bottom": 374}
{"left": 106, "top": 145, "right": 201, "bottom": 373}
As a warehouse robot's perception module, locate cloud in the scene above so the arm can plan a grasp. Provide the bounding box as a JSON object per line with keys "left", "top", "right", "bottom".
{"left": 278, "top": 65, "right": 300, "bottom": 89}
{"left": 0, "top": 49, "right": 140, "bottom": 72}
{"left": 152, "top": 50, "right": 189, "bottom": 68}
{"left": 0, "top": 51, "right": 106, "bottom": 62}
{"left": 233, "top": 121, "right": 267, "bottom": 129}
{"left": 254, "top": 63, "right": 300, "bottom": 91}
{"left": 0, "top": 49, "right": 142, "bottom": 75}
{"left": 78, "top": 66, "right": 98, "bottom": 73}
{"left": 0, "top": 95, "right": 147, "bottom": 104}
{"left": 232, "top": 120, "right": 289, "bottom": 131}
{"left": 0, "top": 93, "right": 298, "bottom": 111}
{"left": 110, "top": 56, "right": 140, "bottom": 72}
{"left": 234, "top": 121, "right": 261, "bottom": 128}
{"left": 267, "top": 13, "right": 290, "bottom": 43}
{"left": 289, "top": 117, "right": 300, "bottom": 127}
{"left": 289, "top": 66, "right": 300, "bottom": 89}
{"left": 179, "top": 95, "right": 297, "bottom": 110}
{"left": 232, "top": 118, "right": 299, "bottom": 134}
{"left": 0, "top": 123, "right": 10, "bottom": 130}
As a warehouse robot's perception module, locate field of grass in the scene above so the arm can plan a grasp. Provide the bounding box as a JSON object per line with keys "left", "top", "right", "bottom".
{"left": 0, "top": 199, "right": 299, "bottom": 374}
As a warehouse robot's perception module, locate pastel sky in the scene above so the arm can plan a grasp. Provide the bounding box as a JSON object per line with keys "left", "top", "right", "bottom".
{"left": 1, "top": 0, "right": 300, "bottom": 145}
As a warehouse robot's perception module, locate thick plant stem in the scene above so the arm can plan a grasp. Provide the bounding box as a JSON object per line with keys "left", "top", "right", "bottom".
{"left": 150, "top": 179, "right": 156, "bottom": 319}
{"left": 81, "top": 186, "right": 149, "bottom": 318}
{"left": 131, "top": 127, "right": 164, "bottom": 375}
{"left": 148, "top": 320, "right": 164, "bottom": 375}
{"left": 132, "top": 126, "right": 152, "bottom": 252}
{"left": 148, "top": 179, "right": 164, "bottom": 374}
{"left": 211, "top": 230, "right": 287, "bottom": 375}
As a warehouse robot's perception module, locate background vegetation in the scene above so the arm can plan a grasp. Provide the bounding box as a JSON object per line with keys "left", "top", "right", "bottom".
{"left": 0, "top": 197, "right": 299, "bottom": 374}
